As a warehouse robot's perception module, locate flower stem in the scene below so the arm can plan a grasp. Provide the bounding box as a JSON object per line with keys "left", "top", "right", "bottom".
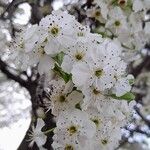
{"left": 44, "top": 127, "right": 55, "bottom": 134}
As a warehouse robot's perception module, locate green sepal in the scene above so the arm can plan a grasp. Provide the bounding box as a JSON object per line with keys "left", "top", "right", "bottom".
{"left": 53, "top": 52, "right": 64, "bottom": 65}
{"left": 128, "top": 78, "right": 135, "bottom": 85}
{"left": 111, "top": 92, "right": 135, "bottom": 102}
{"left": 53, "top": 64, "right": 71, "bottom": 83}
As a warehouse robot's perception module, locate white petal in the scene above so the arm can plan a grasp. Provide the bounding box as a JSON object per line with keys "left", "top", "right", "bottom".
{"left": 61, "top": 55, "right": 74, "bottom": 73}
{"left": 71, "top": 62, "right": 90, "bottom": 87}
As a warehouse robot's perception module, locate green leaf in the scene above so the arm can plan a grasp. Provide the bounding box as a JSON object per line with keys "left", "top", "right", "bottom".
{"left": 128, "top": 78, "right": 135, "bottom": 85}
{"left": 53, "top": 64, "right": 71, "bottom": 83}
{"left": 111, "top": 92, "right": 135, "bottom": 101}
{"left": 53, "top": 52, "right": 64, "bottom": 65}
{"left": 111, "top": 0, "right": 118, "bottom": 6}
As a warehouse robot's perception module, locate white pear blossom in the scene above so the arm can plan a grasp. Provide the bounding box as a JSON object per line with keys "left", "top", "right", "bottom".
{"left": 61, "top": 42, "right": 88, "bottom": 73}
{"left": 52, "top": 109, "right": 96, "bottom": 149}
{"left": 85, "top": 103, "right": 134, "bottom": 150}
{"left": 27, "top": 119, "right": 47, "bottom": 149}
{"left": 112, "top": 76, "right": 131, "bottom": 97}
{"left": 52, "top": 133, "right": 90, "bottom": 150}
{"left": 86, "top": 7, "right": 106, "bottom": 23}
{"left": 27, "top": 42, "right": 55, "bottom": 77}
{"left": 93, "top": 0, "right": 108, "bottom": 19}
{"left": 89, "top": 126, "right": 122, "bottom": 150}
{"left": 39, "top": 10, "right": 77, "bottom": 55}
{"left": 105, "top": 7, "right": 128, "bottom": 36}
{"left": 46, "top": 80, "right": 83, "bottom": 116}
{"left": 73, "top": 21, "right": 91, "bottom": 43}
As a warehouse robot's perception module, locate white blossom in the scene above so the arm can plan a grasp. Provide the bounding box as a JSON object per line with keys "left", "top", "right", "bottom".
{"left": 27, "top": 119, "right": 47, "bottom": 149}
{"left": 61, "top": 42, "right": 88, "bottom": 73}
{"left": 52, "top": 109, "right": 96, "bottom": 149}
{"left": 39, "top": 10, "right": 77, "bottom": 55}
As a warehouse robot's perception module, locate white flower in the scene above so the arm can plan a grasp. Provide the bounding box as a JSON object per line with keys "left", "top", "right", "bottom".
{"left": 93, "top": 0, "right": 108, "bottom": 19}
{"left": 85, "top": 106, "right": 108, "bottom": 129}
{"left": 112, "top": 76, "right": 131, "bottom": 97}
{"left": 52, "top": 132, "right": 90, "bottom": 150}
{"left": 86, "top": 7, "right": 106, "bottom": 23}
{"left": 105, "top": 7, "right": 128, "bottom": 36}
{"left": 52, "top": 109, "right": 96, "bottom": 149}
{"left": 85, "top": 105, "right": 129, "bottom": 150}
{"left": 47, "top": 80, "right": 83, "bottom": 116}
{"left": 118, "top": 29, "right": 148, "bottom": 51}
{"left": 61, "top": 42, "right": 88, "bottom": 73}
{"left": 39, "top": 10, "right": 77, "bottom": 55}
{"left": 89, "top": 127, "right": 122, "bottom": 150}
{"left": 81, "top": 85, "right": 109, "bottom": 110}
{"left": 86, "top": 100, "right": 135, "bottom": 150}
{"left": 28, "top": 43, "right": 55, "bottom": 77}
{"left": 119, "top": 100, "right": 136, "bottom": 120}
{"left": 73, "top": 21, "right": 91, "bottom": 43}
{"left": 27, "top": 119, "right": 47, "bottom": 149}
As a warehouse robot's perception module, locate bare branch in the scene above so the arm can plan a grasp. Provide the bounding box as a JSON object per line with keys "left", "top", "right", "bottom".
{"left": 0, "top": 58, "right": 28, "bottom": 88}
{"left": 134, "top": 106, "right": 150, "bottom": 128}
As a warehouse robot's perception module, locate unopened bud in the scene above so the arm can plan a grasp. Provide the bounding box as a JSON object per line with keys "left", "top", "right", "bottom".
{"left": 36, "top": 107, "right": 45, "bottom": 119}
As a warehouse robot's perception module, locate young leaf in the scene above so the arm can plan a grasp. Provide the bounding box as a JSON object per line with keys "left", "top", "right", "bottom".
{"left": 111, "top": 92, "right": 135, "bottom": 101}
{"left": 53, "top": 64, "right": 71, "bottom": 83}
{"left": 53, "top": 52, "right": 64, "bottom": 65}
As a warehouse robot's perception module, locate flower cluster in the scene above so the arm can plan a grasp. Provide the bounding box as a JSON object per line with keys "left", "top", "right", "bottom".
{"left": 10, "top": 9, "right": 136, "bottom": 150}
{"left": 87, "top": 0, "right": 150, "bottom": 60}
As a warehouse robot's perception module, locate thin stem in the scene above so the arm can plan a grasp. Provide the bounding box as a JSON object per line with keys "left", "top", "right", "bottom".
{"left": 44, "top": 127, "right": 55, "bottom": 134}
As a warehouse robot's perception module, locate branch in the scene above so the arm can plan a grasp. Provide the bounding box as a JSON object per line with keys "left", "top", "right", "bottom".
{"left": 0, "top": 58, "right": 55, "bottom": 149}
{"left": 134, "top": 106, "right": 150, "bottom": 128}
{"left": 130, "top": 55, "right": 150, "bottom": 78}
{"left": 0, "top": 58, "right": 28, "bottom": 88}
{"left": 0, "top": 0, "right": 27, "bottom": 20}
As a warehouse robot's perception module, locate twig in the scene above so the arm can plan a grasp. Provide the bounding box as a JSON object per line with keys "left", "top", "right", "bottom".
{"left": 134, "top": 106, "right": 150, "bottom": 128}
{"left": 0, "top": 0, "right": 27, "bottom": 20}
{"left": 0, "top": 58, "right": 28, "bottom": 88}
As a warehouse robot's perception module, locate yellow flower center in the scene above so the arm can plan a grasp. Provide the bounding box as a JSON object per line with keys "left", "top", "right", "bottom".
{"left": 59, "top": 95, "right": 66, "bottom": 103}
{"left": 114, "top": 20, "right": 121, "bottom": 27}
{"left": 95, "top": 11, "right": 101, "bottom": 17}
{"left": 92, "top": 118, "right": 99, "bottom": 127}
{"left": 67, "top": 125, "right": 77, "bottom": 135}
{"left": 18, "top": 42, "right": 24, "bottom": 49}
{"left": 95, "top": 69, "right": 103, "bottom": 78}
{"left": 101, "top": 139, "right": 108, "bottom": 145}
{"left": 93, "top": 88, "right": 100, "bottom": 95}
{"left": 77, "top": 32, "right": 84, "bottom": 37}
{"left": 75, "top": 53, "right": 83, "bottom": 61}
{"left": 65, "top": 145, "right": 74, "bottom": 150}
{"left": 38, "top": 46, "right": 45, "bottom": 56}
{"left": 49, "top": 26, "right": 59, "bottom": 36}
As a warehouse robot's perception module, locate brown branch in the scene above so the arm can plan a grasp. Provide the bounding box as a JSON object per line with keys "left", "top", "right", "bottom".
{"left": 0, "top": 58, "right": 28, "bottom": 88}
